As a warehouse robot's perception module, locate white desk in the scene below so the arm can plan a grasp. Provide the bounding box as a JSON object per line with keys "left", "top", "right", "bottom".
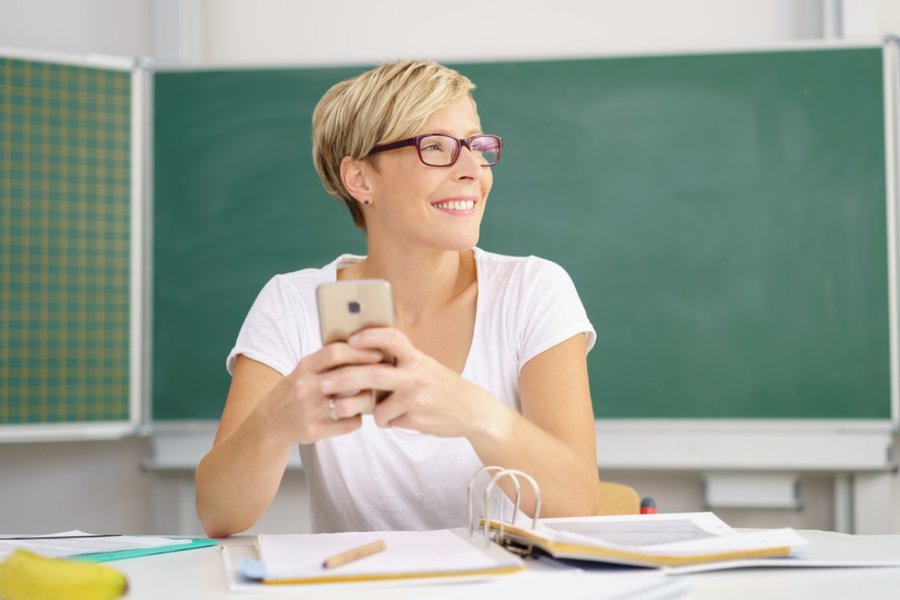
{"left": 113, "top": 532, "right": 900, "bottom": 600}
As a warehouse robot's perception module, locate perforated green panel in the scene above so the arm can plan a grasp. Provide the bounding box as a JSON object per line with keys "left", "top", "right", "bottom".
{"left": 0, "top": 57, "right": 131, "bottom": 424}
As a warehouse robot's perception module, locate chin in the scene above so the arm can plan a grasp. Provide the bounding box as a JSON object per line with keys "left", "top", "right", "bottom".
{"left": 449, "top": 228, "right": 481, "bottom": 251}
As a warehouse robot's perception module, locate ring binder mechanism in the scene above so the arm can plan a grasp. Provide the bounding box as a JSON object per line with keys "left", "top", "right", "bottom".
{"left": 467, "top": 466, "right": 542, "bottom": 557}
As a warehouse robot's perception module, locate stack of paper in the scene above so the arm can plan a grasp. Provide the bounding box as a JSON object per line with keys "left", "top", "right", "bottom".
{"left": 235, "top": 529, "right": 523, "bottom": 585}
{"left": 0, "top": 531, "right": 196, "bottom": 560}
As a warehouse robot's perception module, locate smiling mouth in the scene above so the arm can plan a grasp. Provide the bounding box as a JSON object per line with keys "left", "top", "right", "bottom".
{"left": 432, "top": 199, "right": 476, "bottom": 211}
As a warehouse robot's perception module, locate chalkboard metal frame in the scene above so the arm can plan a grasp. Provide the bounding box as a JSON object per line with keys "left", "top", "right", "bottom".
{"left": 590, "top": 37, "right": 900, "bottom": 476}
{"left": 0, "top": 48, "right": 146, "bottom": 441}
{"left": 149, "top": 40, "right": 899, "bottom": 432}
{"left": 883, "top": 36, "right": 900, "bottom": 430}
{"left": 582, "top": 39, "right": 900, "bottom": 478}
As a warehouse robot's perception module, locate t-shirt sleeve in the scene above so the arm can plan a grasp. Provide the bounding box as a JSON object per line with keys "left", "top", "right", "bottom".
{"left": 225, "top": 275, "right": 306, "bottom": 377}
{"left": 516, "top": 257, "right": 596, "bottom": 369}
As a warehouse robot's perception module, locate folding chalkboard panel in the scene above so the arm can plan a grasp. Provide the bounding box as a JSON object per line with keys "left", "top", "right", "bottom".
{"left": 0, "top": 55, "right": 133, "bottom": 434}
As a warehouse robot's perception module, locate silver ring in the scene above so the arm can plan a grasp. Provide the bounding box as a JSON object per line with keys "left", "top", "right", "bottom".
{"left": 327, "top": 397, "right": 338, "bottom": 421}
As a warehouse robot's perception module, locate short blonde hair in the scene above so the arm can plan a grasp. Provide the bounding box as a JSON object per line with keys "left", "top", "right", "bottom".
{"left": 312, "top": 60, "right": 477, "bottom": 229}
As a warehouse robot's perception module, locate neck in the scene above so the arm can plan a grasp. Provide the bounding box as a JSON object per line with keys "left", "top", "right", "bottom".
{"left": 346, "top": 242, "right": 476, "bottom": 325}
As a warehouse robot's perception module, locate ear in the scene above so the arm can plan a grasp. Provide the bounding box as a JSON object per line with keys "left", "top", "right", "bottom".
{"left": 340, "top": 156, "right": 373, "bottom": 203}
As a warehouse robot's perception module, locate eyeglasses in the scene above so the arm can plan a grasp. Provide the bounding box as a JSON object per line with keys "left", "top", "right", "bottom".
{"left": 367, "top": 133, "right": 502, "bottom": 167}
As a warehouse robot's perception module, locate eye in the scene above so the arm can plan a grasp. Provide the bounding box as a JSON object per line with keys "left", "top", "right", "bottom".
{"left": 418, "top": 135, "right": 457, "bottom": 154}
{"left": 471, "top": 137, "right": 499, "bottom": 152}
{"left": 419, "top": 135, "right": 452, "bottom": 153}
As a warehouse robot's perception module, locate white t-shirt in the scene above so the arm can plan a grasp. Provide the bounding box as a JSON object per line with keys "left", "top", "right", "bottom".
{"left": 227, "top": 248, "right": 595, "bottom": 532}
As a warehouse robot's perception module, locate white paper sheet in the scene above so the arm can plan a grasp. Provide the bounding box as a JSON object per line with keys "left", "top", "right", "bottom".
{"left": 664, "top": 529, "right": 900, "bottom": 573}
{"left": 537, "top": 512, "right": 807, "bottom": 557}
{"left": 223, "top": 542, "right": 687, "bottom": 599}
{"left": 0, "top": 530, "right": 190, "bottom": 560}
{"left": 257, "top": 529, "right": 512, "bottom": 580}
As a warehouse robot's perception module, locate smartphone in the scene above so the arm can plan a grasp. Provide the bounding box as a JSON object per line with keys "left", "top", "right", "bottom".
{"left": 316, "top": 279, "right": 395, "bottom": 407}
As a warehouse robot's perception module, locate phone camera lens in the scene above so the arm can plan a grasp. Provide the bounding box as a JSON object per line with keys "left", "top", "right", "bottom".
{"left": 348, "top": 301, "right": 361, "bottom": 314}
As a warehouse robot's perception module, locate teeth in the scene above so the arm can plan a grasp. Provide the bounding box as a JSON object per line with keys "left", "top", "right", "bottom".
{"left": 434, "top": 200, "right": 474, "bottom": 211}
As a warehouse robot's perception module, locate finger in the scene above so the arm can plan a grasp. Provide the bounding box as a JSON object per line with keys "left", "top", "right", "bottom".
{"left": 372, "top": 394, "right": 408, "bottom": 428}
{"left": 347, "top": 327, "right": 415, "bottom": 364}
{"left": 320, "top": 363, "right": 400, "bottom": 398}
{"left": 320, "top": 414, "right": 363, "bottom": 436}
{"left": 295, "top": 343, "right": 383, "bottom": 376}
{"left": 328, "top": 392, "right": 376, "bottom": 420}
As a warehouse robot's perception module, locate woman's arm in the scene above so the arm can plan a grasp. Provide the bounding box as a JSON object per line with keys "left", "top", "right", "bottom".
{"left": 195, "top": 357, "right": 291, "bottom": 538}
{"left": 322, "top": 329, "right": 600, "bottom": 517}
{"left": 195, "top": 345, "right": 384, "bottom": 537}
{"left": 474, "top": 333, "right": 600, "bottom": 517}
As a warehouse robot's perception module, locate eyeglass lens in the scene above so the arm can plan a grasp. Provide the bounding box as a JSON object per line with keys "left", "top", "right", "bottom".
{"left": 418, "top": 135, "right": 501, "bottom": 167}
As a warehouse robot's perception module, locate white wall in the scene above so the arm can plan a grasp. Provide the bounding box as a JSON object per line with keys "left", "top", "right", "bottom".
{"left": 1, "top": 0, "right": 899, "bottom": 536}
{"left": 0, "top": 0, "right": 151, "bottom": 57}
{"left": 0, "top": 438, "right": 154, "bottom": 534}
{"left": 203, "top": 0, "right": 824, "bottom": 65}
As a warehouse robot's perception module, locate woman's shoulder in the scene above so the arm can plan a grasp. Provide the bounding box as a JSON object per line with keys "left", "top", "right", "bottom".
{"left": 266, "top": 254, "right": 363, "bottom": 293}
{"left": 474, "top": 248, "right": 572, "bottom": 283}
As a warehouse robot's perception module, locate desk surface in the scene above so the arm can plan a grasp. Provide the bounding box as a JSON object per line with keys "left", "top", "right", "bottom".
{"left": 113, "top": 533, "right": 900, "bottom": 600}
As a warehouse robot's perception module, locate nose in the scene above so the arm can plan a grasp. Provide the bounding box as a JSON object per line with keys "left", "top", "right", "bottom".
{"left": 453, "top": 144, "right": 483, "bottom": 177}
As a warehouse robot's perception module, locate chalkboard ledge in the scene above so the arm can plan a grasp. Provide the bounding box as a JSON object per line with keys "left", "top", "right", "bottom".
{"left": 595, "top": 419, "right": 896, "bottom": 472}
{"left": 144, "top": 421, "right": 302, "bottom": 472}
{"left": 0, "top": 422, "right": 141, "bottom": 443}
{"left": 144, "top": 419, "right": 896, "bottom": 473}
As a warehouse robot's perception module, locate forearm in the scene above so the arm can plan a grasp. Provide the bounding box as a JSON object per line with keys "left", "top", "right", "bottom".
{"left": 468, "top": 403, "right": 600, "bottom": 518}
{"left": 195, "top": 411, "right": 294, "bottom": 537}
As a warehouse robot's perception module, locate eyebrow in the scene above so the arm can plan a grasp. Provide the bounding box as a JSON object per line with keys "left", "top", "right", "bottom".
{"left": 424, "top": 129, "right": 485, "bottom": 138}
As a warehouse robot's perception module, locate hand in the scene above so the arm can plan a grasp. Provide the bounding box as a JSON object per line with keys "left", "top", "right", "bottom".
{"left": 253, "top": 343, "right": 385, "bottom": 445}
{"left": 319, "top": 327, "right": 511, "bottom": 439}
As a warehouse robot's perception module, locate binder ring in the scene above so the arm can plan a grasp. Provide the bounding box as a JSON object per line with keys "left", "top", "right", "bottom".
{"left": 484, "top": 469, "right": 541, "bottom": 535}
{"left": 466, "top": 466, "right": 542, "bottom": 556}
{"left": 467, "top": 466, "right": 521, "bottom": 537}
{"left": 484, "top": 469, "right": 541, "bottom": 556}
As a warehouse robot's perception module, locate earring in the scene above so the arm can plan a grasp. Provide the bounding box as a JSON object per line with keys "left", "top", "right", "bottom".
{"left": 362, "top": 199, "right": 371, "bottom": 205}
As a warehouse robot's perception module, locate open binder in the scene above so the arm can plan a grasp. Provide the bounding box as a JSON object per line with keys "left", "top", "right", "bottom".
{"left": 475, "top": 466, "right": 807, "bottom": 568}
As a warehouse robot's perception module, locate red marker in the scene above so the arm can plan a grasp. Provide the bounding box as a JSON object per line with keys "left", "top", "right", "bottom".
{"left": 640, "top": 497, "right": 656, "bottom": 515}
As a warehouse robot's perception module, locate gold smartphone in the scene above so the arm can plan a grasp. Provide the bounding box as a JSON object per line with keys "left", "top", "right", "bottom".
{"left": 316, "top": 279, "right": 395, "bottom": 407}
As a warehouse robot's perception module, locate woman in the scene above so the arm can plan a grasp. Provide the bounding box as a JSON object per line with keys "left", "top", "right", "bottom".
{"left": 195, "top": 59, "right": 600, "bottom": 537}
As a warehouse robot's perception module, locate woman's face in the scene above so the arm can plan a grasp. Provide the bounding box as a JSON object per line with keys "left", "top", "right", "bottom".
{"left": 363, "top": 97, "right": 493, "bottom": 252}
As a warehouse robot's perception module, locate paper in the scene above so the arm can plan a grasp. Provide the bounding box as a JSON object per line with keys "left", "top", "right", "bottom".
{"left": 224, "top": 543, "right": 685, "bottom": 598}
{"left": 664, "top": 529, "right": 900, "bottom": 574}
{"left": 0, "top": 531, "right": 190, "bottom": 561}
{"left": 537, "top": 512, "right": 804, "bottom": 553}
{"left": 256, "top": 529, "right": 521, "bottom": 582}
{"left": 544, "top": 515, "right": 722, "bottom": 546}
{"left": 492, "top": 512, "right": 808, "bottom": 567}
{"left": 419, "top": 569, "right": 688, "bottom": 600}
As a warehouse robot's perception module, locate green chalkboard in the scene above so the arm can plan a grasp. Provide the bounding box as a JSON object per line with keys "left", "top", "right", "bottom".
{"left": 152, "top": 46, "right": 892, "bottom": 421}
{"left": 1, "top": 56, "right": 132, "bottom": 430}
